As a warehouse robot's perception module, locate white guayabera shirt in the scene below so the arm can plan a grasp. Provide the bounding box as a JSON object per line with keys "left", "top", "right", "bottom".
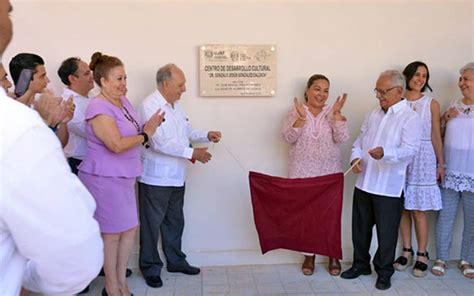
{"left": 351, "top": 99, "right": 422, "bottom": 197}
{"left": 0, "top": 89, "right": 103, "bottom": 295}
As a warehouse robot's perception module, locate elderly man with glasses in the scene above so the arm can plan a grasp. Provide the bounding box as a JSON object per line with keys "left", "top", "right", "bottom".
{"left": 340, "top": 70, "right": 421, "bottom": 290}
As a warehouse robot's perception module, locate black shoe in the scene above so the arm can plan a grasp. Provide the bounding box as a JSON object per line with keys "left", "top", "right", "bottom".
{"left": 77, "top": 285, "right": 89, "bottom": 294}
{"left": 340, "top": 266, "right": 372, "bottom": 279}
{"left": 167, "top": 265, "right": 200, "bottom": 275}
{"left": 144, "top": 275, "right": 163, "bottom": 288}
{"left": 375, "top": 277, "right": 391, "bottom": 290}
{"left": 99, "top": 268, "right": 133, "bottom": 277}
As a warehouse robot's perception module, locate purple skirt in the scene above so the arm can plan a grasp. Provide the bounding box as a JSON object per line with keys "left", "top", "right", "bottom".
{"left": 79, "top": 171, "right": 138, "bottom": 233}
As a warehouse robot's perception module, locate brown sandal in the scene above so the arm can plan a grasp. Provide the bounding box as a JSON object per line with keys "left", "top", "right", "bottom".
{"left": 302, "top": 255, "right": 315, "bottom": 276}
{"left": 328, "top": 257, "right": 341, "bottom": 276}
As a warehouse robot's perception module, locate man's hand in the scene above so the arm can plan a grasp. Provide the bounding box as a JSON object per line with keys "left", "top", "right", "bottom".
{"left": 33, "top": 90, "right": 64, "bottom": 126}
{"left": 351, "top": 158, "right": 363, "bottom": 174}
{"left": 368, "top": 147, "right": 384, "bottom": 160}
{"left": 192, "top": 147, "right": 212, "bottom": 163}
{"left": 61, "top": 95, "right": 75, "bottom": 124}
{"left": 207, "top": 131, "right": 222, "bottom": 143}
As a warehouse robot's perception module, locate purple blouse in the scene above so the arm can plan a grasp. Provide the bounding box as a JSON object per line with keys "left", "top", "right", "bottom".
{"left": 78, "top": 96, "right": 142, "bottom": 178}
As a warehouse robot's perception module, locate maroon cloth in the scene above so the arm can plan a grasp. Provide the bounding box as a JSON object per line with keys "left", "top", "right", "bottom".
{"left": 249, "top": 171, "right": 343, "bottom": 259}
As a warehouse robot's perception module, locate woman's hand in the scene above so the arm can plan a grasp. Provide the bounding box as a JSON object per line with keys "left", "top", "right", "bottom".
{"left": 293, "top": 97, "right": 306, "bottom": 119}
{"left": 442, "top": 107, "right": 459, "bottom": 123}
{"left": 143, "top": 109, "right": 165, "bottom": 136}
{"left": 333, "top": 93, "right": 347, "bottom": 117}
{"left": 437, "top": 166, "right": 445, "bottom": 183}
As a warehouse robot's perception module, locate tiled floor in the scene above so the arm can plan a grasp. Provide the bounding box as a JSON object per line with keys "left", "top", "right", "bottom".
{"left": 83, "top": 261, "right": 474, "bottom": 296}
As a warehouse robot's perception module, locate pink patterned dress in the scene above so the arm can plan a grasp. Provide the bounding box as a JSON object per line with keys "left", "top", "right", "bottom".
{"left": 282, "top": 105, "right": 350, "bottom": 178}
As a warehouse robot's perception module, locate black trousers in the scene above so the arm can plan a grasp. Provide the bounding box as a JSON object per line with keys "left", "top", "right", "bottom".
{"left": 351, "top": 187, "right": 404, "bottom": 278}
{"left": 138, "top": 182, "right": 187, "bottom": 277}
{"left": 67, "top": 157, "right": 82, "bottom": 175}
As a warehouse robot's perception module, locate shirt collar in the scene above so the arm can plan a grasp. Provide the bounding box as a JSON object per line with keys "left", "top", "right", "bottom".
{"left": 383, "top": 98, "right": 406, "bottom": 114}
{"left": 153, "top": 89, "right": 174, "bottom": 108}
{"left": 62, "top": 87, "right": 88, "bottom": 100}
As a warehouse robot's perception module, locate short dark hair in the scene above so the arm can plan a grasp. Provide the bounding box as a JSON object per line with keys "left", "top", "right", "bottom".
{"left": 403, "top": 61, "right": 432, "bottom": 92}
{"left": 9, "top": 53, "right": 44, "bottom": 85}
{"left": 57, "top": 57, "right": 80, "bottom": 86}
{"left": 304, "top": 74, "right": 330, "bottom": 101}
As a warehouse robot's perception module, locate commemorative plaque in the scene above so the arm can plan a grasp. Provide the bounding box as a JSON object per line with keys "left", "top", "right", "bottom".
{"left": 199, "top": 44, "right": 276, "bottom": 97}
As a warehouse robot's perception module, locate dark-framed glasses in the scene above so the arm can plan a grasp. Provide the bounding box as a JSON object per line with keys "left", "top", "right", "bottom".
{"left": 373, "top": 86, "right": 399, "bottom": 96}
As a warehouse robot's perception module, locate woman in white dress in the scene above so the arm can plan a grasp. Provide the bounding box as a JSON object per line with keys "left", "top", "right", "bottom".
{"left": 431, "top": 63, "right": 474, "bottom": 279}
{"left": 393, "top": 61, "right": 444, "bottom": 277}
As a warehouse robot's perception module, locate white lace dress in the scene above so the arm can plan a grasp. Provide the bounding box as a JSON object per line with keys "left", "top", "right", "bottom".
{"left": 442, "top": 99, "right": 474, "bottom": 193}
{"left": 405, "top": 96, "right": 442, "bottom": 210}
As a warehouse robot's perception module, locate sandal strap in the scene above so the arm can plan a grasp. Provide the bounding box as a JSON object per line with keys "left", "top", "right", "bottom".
{"left": 394, "top": 255, "right": 408, "bottom": 265}
{"left": 460, "top": 260, "right": 470, "bottom": 266}
{"left": 414, "top": 260, "right": 428, "bottom": 272}
{"left": 416, "top": 251, "right": 429, "bottom": 259}
{"left": 402, "top": 247, "right": 414, "bottom": 254}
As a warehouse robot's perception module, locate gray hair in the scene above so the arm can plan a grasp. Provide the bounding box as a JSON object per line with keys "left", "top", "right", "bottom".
{"left": 156, "top": 63, "right": 177, "bottom": 87}
{"left": 459, "top": 62, "right": 474, "bottom": 75}
{"left": 379, "top": 69, "right": 405, "bottom": 92}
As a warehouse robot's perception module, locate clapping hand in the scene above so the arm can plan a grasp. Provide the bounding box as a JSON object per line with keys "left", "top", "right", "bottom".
{"left": 61, "top": 95, "right": 75, "bottom": 124}
{"left": 332, "top": 93, "right": 347, "bottom": 120}
{"left": 293, "top": 97, "right": 306, "bottom": 119}
{"left": 143, "top": 109, "right": 165, "bottom": 136}
{"left": 33, "top": 90, "right": 65, "bottom": 126}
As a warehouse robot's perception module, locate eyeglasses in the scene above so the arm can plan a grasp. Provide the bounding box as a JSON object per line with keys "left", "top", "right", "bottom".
{"left": 373, "top": 86, "right": 399, "bottom": 96}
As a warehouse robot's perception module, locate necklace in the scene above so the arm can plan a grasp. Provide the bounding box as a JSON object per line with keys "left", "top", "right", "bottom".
{"left": 122, "top": 106, "right": 141, "bottom": 133}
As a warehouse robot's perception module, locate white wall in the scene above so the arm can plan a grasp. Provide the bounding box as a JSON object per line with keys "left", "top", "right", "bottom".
{"left": 6, "top": 0, "right": 473, "bottom": 267}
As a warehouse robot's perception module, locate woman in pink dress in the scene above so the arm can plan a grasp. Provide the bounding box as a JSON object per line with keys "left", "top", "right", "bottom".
{"left": 282, "top": 74, "right": 349, "bottom": 276}
{"left": 79, "top": 52, "right": 164, "bottom": 296}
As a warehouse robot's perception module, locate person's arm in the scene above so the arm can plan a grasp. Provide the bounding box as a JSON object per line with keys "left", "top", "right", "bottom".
{"left": 89, "top": 114, "right": 146, "bottom": 153}
{"left": 281, "top": 106, "right": 305, "bottom": 144}
{"left": 67, "top": 112, "right": 87, "bottom": 138}
{"left": 15, "top": 89, "right": 36, "bottom": 106}
{"left": 430, "top": 99, "right": 445, "bottom": 182}
{"left": 329, "top": 94, "right": 350, "bottom": 143}
{"left": 440, "top": 106, "right": 460, "bottom": 138}
{"left": 2, "top": 123, "right": 103, "bottom": 295}
{"left": 329, "top": 120, "right": 350, "bottom": 144}
{"left": 55, "top": 123, "right": 69, "bottom": 147}
{"left": 141, "top": 102, "right": 194, "bottom": 159}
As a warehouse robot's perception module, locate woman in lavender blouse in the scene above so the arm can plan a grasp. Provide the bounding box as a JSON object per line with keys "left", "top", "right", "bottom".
{"left": 78, "top": 52, "right": 164, "bottom": 296}
{"left": 282, "top": 74, "right": 349, "bottom": 276}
